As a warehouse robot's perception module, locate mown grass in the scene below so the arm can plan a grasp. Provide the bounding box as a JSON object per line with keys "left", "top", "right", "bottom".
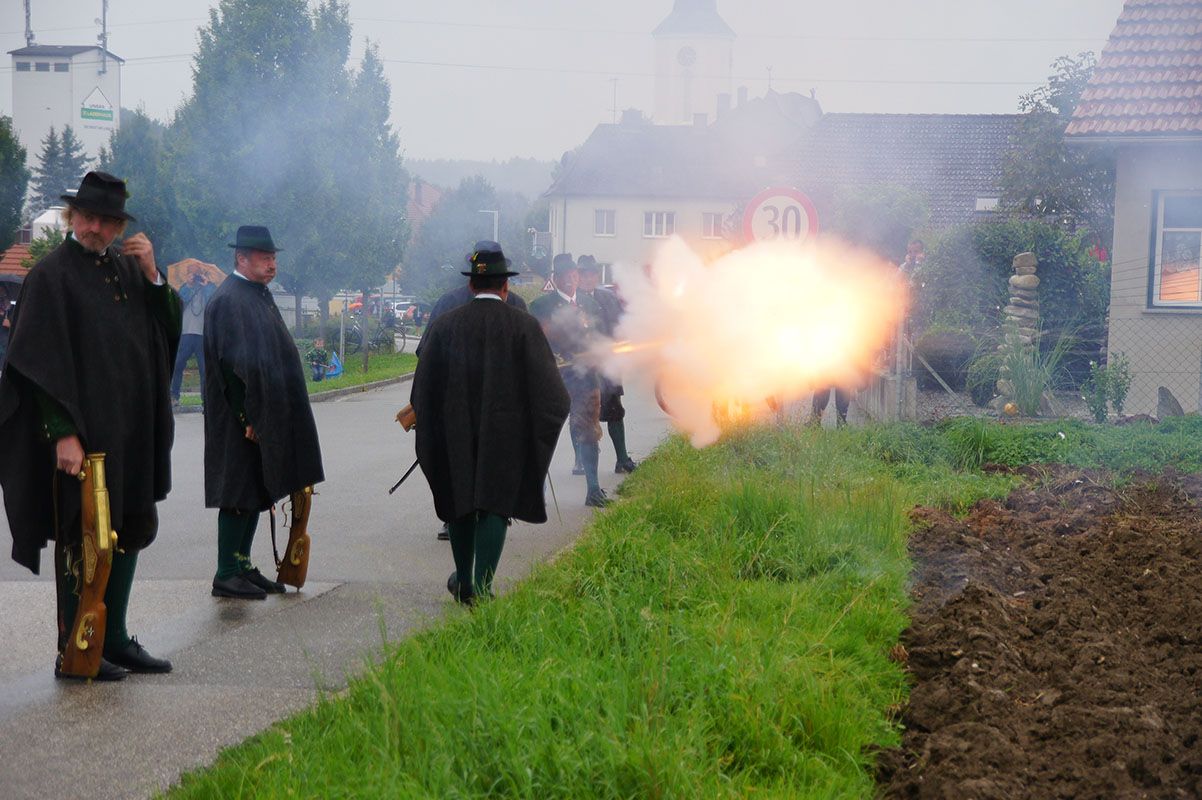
{"left": 176, "top": 351, "right": 418, "bottom": 407}
{"left": 168, "top": 415, "right": 1202, "bottom": 798}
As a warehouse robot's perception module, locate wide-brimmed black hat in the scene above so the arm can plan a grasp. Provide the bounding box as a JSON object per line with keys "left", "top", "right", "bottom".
{"left": 552, "top": 252, "right": 577, "bottom": 274}
{"left": 228, "top": 225, "right": 283, "bottom": 253}
{"left": 62, "top": 171, "right": 135, "bottom": 222}
{"left": 577, "top": 254, "right": 599, "bottom": 271}
{"left": 462, "top": 240, "right": 519, "bottom": 277}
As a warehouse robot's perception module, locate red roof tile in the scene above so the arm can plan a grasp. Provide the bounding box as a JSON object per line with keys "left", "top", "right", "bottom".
{"left": 0, "top": 243, "right": 30, "bottom": 276}
{"left": 1067, "top": 0, "right": 1202, "bottom": 138}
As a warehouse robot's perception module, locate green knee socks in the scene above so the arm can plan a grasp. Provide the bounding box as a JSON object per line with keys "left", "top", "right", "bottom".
{"left": 607, "top": 420, "right": 630, "bottom": 462}
{"left": 58, "top": 547, "right": 138, "bottom": 651}
{"left": 447, "top": 512, "right": 508, "bottom": 598}
{"left": 217, "top": 510, "right": 259, "bottom": 579}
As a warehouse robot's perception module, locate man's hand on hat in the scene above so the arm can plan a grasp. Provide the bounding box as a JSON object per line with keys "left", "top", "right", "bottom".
{"left": 123, "top": 233, "right": 158, "bottom": 283}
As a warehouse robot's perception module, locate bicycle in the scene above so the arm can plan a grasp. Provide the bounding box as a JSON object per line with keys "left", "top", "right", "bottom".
{"left": 344, "top": 318, "right": 406, "bottom": 354}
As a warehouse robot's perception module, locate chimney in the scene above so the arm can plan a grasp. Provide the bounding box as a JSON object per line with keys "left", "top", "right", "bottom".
{"left": 693, "top": 113, "right": 707, "bottom": 127}
{"left": 737, "top": 86, "right": 749, "bottom": 107}
{"left": 620, "top": 108, "right": 643, "bottom": 126}
{"left": 717, "top": 93, "right": 731, "bottom": 118}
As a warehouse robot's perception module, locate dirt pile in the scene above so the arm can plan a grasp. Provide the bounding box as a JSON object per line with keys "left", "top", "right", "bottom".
{"left": 879, "top": 468, "right": 1202, "bottom": 799}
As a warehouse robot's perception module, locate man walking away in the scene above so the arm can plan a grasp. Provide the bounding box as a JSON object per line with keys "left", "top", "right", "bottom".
{"left": 412, "top": 243, "right": 569, "bottom": 604}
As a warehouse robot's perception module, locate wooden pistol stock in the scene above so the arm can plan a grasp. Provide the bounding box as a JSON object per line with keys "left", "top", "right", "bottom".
{"left": 395, "top": 404, "right": 416, "bottom": 432}
{"left": 60, "top": 453, "right": 118, "bottom": 679}
{"left": 276, "top": 486, "right": 313, "bottom": 589}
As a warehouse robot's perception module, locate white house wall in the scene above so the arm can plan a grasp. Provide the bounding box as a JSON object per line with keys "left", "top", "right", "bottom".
{"left": 1107, "top": 143, "right": 1202, "bottom": 413}
{"left": 552, "top": 195, "right": 737, "bottom": 272}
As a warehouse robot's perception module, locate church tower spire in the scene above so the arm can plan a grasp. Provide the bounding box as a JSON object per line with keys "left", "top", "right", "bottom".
{"left": 652, "top": 0, "right": 735, "bottom": 125}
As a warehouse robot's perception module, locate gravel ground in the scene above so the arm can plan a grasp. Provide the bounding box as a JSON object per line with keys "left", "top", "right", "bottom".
{"left": 912, "top": 387, "right": 1096, "bottom": 424}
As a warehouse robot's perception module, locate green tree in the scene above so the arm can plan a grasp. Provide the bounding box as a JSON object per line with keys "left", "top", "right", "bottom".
{"left": 1001, "top": 53, "right": 1115, "bottom": 246}
{"left": 167, "top": 0, "right": 407, "bottom": 346}
{"left": 828, "top": 184, "right": 929, "bottom": 261}
{"left": 0, "top": 117, "right": 30, "bottom": 250}
{"left": 406, "top": 175, "right": 504, "bottom": 298}
{"left": 21, "top": 227, "right": 64, "bottom": 268}
{"left": 99, "top": 110, "right": 183, "bottom": 261}
{"left": 30, "top": 125, "right": 88, "bottom": 214}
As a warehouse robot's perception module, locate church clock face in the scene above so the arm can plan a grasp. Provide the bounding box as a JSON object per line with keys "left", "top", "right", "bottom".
{"left": 677, "top": 46, "right": 697, "bottom": 67}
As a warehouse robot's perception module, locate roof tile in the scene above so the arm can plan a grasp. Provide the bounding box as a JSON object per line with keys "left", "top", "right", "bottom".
{"left": 1067, "top": 0, "right": 1202, "bottom": 137}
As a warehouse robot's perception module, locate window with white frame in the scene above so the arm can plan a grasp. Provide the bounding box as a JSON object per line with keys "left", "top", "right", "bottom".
{"left": 702, "top": 212, "right": 724, "bottom": 239}
{"left": 1152, "top": 193, "right": 1202, "bottom": 306}
{"left": 594, "top": 209, "right": 615, "bottom": 237}
{"left": 643, "top": 211, "right": 675, "bottom": 238}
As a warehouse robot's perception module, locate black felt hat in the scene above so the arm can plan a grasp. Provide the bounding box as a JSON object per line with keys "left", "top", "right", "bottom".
{"left": 552, "top": 252, "right": 577, "bottom": 274}
{"left": 462, "top": 240, "right": 519, "bottom": 277}
{"left": 577, "top": 254, "right": 599, "bottom": 271}
{"left": 228, "top": 225, "right": 283, "bottom": 253}
{"left": 62, "top": 171, "right": 136, "bottom": 222}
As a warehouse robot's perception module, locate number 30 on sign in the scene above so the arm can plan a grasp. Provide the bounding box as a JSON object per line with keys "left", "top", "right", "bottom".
{"left": 742, "top": 187, "right": 819, "bottom": 244}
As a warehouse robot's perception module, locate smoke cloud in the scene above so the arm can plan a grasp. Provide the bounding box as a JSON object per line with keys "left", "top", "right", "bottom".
{"left": 587, "top": 236, "right": 908, "bottom": 446}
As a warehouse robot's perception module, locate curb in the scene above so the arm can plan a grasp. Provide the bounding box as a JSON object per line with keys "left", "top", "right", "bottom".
{"left": 175, "top": 372, "right": 415, "bottom": 414}
{"left": 309, "top": 372, "right": 414, "bottom": 403}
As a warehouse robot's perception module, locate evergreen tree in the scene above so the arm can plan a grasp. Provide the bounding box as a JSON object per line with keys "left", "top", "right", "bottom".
{"left": 30, "top": 124, "right": 89, "bottom": 214}
{"left": 0, "top": 117, "right": 30, "bottom": 250}
{"left": 29, "top": 126, "right": 62, "bottom": 213}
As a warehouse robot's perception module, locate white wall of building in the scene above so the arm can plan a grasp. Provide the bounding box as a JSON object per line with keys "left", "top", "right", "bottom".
{"left": 10, "top": 48, "right": 120, "bottom": 163}
{"left": 551, "top": 194, "right": 737, "bottom": 272}
{"left": 1106, "top": 143, "right": 1202, "bottom": 413}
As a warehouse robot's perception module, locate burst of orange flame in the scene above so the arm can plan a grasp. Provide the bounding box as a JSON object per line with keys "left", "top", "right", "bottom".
{"left": 594, "top": 236, "right": 908, "bottom": 446}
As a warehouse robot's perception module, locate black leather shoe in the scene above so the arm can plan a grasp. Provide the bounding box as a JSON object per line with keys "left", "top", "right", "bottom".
{"left": 585, "top": 489, "right": 610, "bottom": 508}
{"left": 104, "top": 637, "right": 172, "bottom": 674}
{"left": 55, "top": 655, "right": 127, "bottom": 682}
{"left": 212, "top": 574, "right": 267, "bottom": 600}
{"left": 446, "top": 571, "right": 474, "bottom": 605}
{"left": 615, "top": 458, "right": 638, "bottom": 474}
{"left": 437, "top": 523, "right": 450, "bottom": 541}
{"left": 241, "top": 567, "right": 286, "bottom": 594}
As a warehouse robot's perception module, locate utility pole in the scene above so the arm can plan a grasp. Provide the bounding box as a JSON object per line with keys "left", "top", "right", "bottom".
{"left": 23, "top": 0, "right": 34, "bottom": 47}
{"left": 97, "top": 0, "right": 109, "bottom": 75}
{"left": 609, "top": 78, "right": 619, "bottom": 123}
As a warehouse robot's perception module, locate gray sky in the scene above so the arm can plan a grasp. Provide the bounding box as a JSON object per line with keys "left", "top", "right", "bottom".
{"left": 0, "top": 0, "right": 1125, "bottom": 161}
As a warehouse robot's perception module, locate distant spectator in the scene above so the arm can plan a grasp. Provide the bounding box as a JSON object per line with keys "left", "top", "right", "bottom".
{"left": 171, "top": 267, "right": 217, "bottom": 407}
{"left": 307, "top": 337, "right": 330, "bottom": 382}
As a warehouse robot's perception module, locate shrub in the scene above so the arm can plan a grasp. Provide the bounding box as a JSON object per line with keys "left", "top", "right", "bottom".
{"left": 1083, "top": 361, "right": 1109, "bottom": 423}
{"left": 1108, "top": 353, "right": 1131, "bottom": 416}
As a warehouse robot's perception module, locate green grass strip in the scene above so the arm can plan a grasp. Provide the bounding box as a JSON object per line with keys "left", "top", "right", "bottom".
{"left": 169, "top": 415, "right": 1202, "bottom": 797}
{"left": 178, "top": 352, "right": 418, "bottom": 406}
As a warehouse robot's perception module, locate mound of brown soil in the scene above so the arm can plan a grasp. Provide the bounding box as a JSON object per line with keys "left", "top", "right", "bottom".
{"left": 879, "top": 467, "right": 1202, "bottom": 799}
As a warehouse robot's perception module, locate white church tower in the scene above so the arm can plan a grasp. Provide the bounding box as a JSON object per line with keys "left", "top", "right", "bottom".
{"left": 652, "top": 0, "right": 734, "bottom": 125}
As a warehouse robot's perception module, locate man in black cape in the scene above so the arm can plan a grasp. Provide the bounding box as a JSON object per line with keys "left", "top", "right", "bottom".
{"left": 529, "top": 253, "right": 609, "bottom": 507}
{"left": 577, "top": 255, "right": 638, "bottom": 474}
{"left": 411, "top": 243, "right": 569, "bottom": 604}
{"left": 202, "top": 226, "right": 324, "bottom": 600}
{"left": 416, "top": 239, "right": 528, "bottom": 542}
{"left": 0, "top": 171, "right": 181, "bottom": 680}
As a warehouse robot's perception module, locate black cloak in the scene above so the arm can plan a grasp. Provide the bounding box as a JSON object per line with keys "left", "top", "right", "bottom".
{"left": 0, "top": 240, "right": 180, "bottom": 574}
{"left": 412, "top": 298, "right": 569, "bottom": 524}
{"left": 202, "top": 276, "right": 323, "bottom": 511}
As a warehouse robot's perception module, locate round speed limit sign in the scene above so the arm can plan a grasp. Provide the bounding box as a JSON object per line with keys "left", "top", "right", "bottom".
{"left": 742, "top": 187, "right": 819, "bottom": 244}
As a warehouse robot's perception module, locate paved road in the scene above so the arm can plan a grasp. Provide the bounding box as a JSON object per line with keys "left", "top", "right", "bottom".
{"left": 0, "top": 376, "right": 669, "bottom": 799}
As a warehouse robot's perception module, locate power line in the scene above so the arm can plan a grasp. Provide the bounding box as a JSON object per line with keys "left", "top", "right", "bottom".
{"left": 0, "top": 15, "right": 1105, "bottom": 46}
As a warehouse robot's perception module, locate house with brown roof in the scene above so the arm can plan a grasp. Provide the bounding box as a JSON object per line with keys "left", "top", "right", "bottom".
{"left": 1067, "top": 0, "right": 1202, "bottom": 412}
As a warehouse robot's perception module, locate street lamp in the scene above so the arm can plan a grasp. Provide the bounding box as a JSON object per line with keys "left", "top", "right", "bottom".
{"left": 478, "top": 209, "right": 499, "bottom": 242}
